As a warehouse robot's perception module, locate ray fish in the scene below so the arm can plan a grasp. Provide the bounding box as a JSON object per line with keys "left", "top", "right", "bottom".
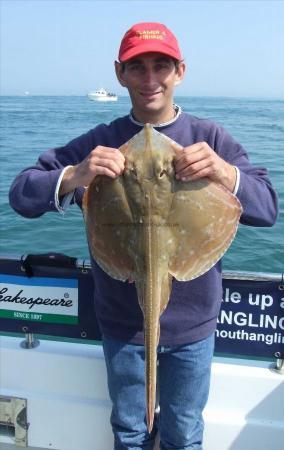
{"left": 83, "top": 124, "right": 242, "bottom": 432}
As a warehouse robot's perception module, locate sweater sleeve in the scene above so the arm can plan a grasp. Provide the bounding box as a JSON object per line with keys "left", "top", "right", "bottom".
{"left": 214, "top": 125, "right": 278, "bottom": 227}
{"left": 9, "top": 129, "right": 95, "bottom": 218}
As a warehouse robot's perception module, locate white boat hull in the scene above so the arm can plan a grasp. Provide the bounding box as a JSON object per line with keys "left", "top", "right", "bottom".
{"left": 87, "top": 95, "right": 117, "bottom": 102}
{"left": 0, "top": 335, "right": 283, "bottom": 450}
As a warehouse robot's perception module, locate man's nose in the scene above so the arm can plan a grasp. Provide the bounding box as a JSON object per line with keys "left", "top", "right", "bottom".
{"left": 142, "top": 68, "right": 157, "bottom": 83}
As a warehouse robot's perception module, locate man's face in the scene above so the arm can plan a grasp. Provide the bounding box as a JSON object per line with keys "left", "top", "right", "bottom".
{"left": 115, "top": 53, "right": 185, "bottom": 122}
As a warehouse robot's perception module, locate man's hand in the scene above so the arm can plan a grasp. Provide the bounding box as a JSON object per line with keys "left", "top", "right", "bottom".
{"left": 174, "top": 141, "right": 237, "bottom": 192}
{"left": 59, "top": 146, "right": 125, "bottom": 196}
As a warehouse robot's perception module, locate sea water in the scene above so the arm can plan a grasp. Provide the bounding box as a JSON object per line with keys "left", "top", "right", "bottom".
{"left": 0, "top": 95, "right": 283, "bottom": 272}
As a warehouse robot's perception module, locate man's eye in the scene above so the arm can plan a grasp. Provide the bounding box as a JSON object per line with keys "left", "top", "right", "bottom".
{"left": 155, "top": 63, "right": 171, "bottom": 71}
{"left": 129, "top": 64, "right": 143, "bottom": 72}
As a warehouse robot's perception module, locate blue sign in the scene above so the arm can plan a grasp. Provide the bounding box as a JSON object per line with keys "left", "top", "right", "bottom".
{"left": 216, "top": 278, "right": 284, "bottom": 358}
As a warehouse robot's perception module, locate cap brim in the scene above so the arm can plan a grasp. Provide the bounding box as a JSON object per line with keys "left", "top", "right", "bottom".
{"left": 119, "top": 43, "right": 181, "bottom": 62}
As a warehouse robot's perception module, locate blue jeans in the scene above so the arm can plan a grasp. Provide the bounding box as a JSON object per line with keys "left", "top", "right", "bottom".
{"left": 102, "top": 333, "right": 215, "bottom": 450}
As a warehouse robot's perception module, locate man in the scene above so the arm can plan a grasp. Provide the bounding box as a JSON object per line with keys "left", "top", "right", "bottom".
{"left": 9, "top": 22, "right": 278, "bottom": 450}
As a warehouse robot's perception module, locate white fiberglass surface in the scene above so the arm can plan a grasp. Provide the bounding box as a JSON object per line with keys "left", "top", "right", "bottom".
{"left": 0, "top": 336, "right": 283, "bottom": 450}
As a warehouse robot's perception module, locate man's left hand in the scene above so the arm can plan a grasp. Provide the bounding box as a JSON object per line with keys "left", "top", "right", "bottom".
{"left": 174, "top": 141, "right": 237, "bottom": 192}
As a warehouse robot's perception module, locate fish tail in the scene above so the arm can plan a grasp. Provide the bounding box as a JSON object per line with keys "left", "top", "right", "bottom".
{"left": 145, "top": 323, "right": 159, "bottom": 433}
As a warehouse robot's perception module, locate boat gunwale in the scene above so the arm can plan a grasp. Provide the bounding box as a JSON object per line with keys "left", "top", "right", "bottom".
{"left": 0, "top": 254, "right": 282, "bottom": 282}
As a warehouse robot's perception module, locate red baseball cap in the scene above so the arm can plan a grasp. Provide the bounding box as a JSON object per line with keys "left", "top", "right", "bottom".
{"left": 118, "top": 22, "right": 182, "bottom": 62}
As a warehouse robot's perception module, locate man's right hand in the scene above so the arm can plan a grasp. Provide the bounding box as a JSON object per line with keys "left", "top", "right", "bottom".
{"left": 59, "top": 146, "right": 125, "bottom": 196}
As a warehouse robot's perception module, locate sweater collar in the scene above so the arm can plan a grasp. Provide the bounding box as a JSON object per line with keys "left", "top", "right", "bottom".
{"left": 129, "top": 104, "right": 182, "bottom": 128}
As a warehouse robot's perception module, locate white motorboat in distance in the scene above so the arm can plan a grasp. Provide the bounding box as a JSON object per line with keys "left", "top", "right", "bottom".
{"left": 87, "top": 88, "right": 118, "bottom": 102}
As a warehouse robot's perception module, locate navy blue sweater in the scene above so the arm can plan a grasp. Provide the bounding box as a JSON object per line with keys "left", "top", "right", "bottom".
{"left": 9, "top": 112, "right": 278, "bottom": 344}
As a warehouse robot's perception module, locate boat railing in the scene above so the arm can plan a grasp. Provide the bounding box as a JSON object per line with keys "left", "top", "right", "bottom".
{"left": 1, "top": 254, "right": 283, "bottom": 282}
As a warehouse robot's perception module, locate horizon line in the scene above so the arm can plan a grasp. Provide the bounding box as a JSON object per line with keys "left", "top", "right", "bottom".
{"left": 1, "top": 94, "right": 284, "bottom": 101}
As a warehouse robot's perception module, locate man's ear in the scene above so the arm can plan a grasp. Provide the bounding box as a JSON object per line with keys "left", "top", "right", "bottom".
{"left": 115, "top": 61, "right": 127, "bottom": 87}
{"left": 174, "top": 62, "right": 186, "bottom": 86}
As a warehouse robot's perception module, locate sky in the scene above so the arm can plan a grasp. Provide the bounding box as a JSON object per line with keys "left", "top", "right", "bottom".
{"left": 1, "top": 0, "right": 284, "bottom": 98}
